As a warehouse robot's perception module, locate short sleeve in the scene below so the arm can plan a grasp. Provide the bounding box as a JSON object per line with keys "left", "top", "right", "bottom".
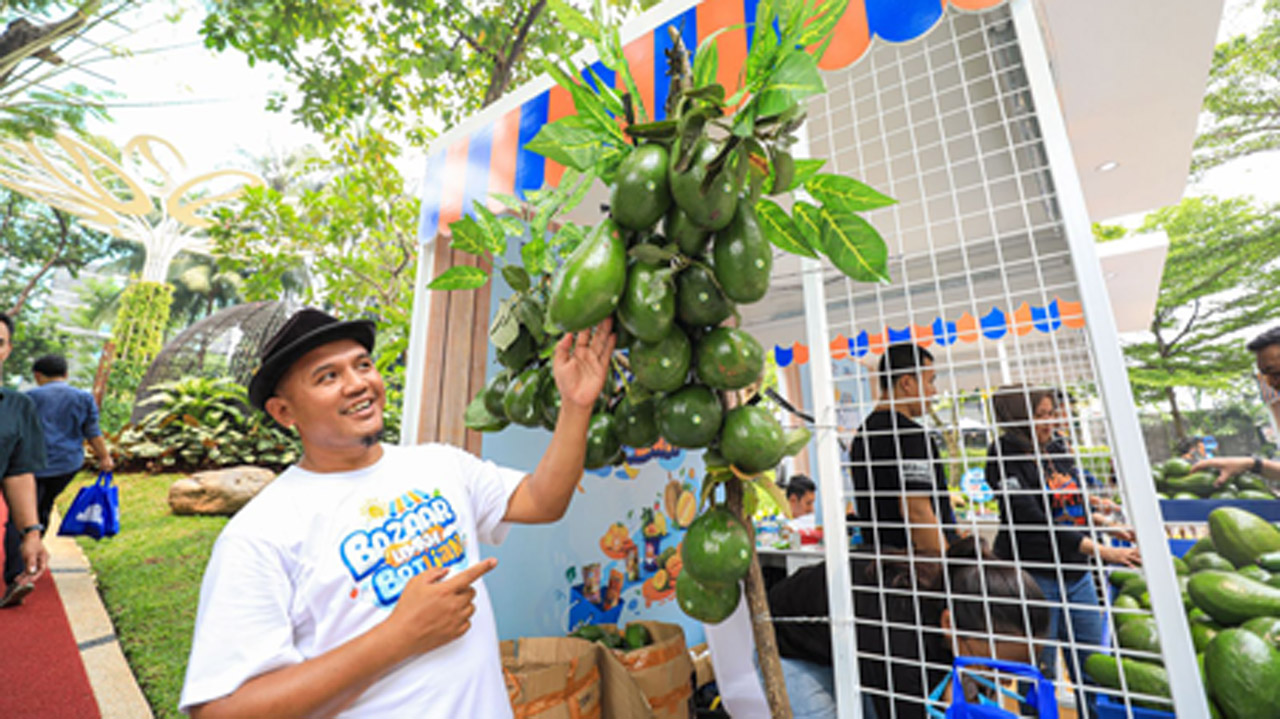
{"left": 452, "top": 448, "right": 525, "bottom": 546}
{"left": 5, "top": 397, "right": 47, "bottom": 478}
{"left": 179, "top": 533, "right": 306, "bottom": 713}
{"left": 81, "top": 393, "right": 102, "bottom": 439}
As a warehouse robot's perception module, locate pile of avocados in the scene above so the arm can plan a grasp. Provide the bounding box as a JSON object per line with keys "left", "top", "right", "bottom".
{"left": 1095, "top": 507, "right": 1280, "bottom": 718}
{"left": 1153, "top": 457, "right": 1276, "bottom": 500}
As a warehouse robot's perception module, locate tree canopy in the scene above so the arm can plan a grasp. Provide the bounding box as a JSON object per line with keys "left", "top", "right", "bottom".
{"left": 1121, "top": 195, "right": 1280, "bottom": 437}
{"left": 1193, "top": 0, "right": 1280, "bottom": 174}
{"left": 199, "top": 0, "right": 658, "bottom": 144}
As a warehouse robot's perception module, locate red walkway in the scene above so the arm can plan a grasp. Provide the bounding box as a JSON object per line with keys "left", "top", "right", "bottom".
{"left": 0, "top": 502, "right": 100, "bottom": 719}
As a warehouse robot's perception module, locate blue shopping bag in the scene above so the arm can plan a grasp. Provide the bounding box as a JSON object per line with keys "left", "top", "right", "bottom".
{"left": 58, "top": 471, "right": 120, "bottom": 539}
{"left": 943, "top": 656, "right": 1058, "bottom": 719}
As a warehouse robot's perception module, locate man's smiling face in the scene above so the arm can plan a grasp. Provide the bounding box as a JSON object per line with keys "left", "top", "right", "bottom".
{"left": 265, "top": 339, "right": 386, "bottom": 449}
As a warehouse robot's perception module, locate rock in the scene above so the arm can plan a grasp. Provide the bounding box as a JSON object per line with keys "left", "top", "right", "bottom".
{"left": 168, "top": 466, "right": 277, "bottom": 516}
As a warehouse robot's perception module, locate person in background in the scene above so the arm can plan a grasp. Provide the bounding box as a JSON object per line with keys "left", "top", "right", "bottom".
{"left": 849, "top": 343, "right": 957, "bottom": 555}
{"left": 987, "top": 384, "right": 1141, "bottom": 719}
{"left": 1175, "top": 436, "right": 1207, "bottom": 464}
{"left": 0, "top": 311, "right": 50, "bottom": 609}
{"left": 768, "top": 537, "right": 1051, "bottom": 719}
{"left": 26, "top": 355, "right": 115, "bottom": 529}
{"left": 1197, "top": 326, "right": 1280, "bottom": 487}
{"left": 181, "top": 308, "right": 614, "bottom": 719}
{"left": 786, "top": 474, "right": 816, "bottom": 522}
{"left": 1044, "top": 389, "right": 1123, "bottom": 527}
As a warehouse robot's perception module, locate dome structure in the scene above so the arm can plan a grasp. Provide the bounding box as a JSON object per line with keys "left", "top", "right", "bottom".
{"left": 130, "top": 301, "right": 296, "bottom": 424}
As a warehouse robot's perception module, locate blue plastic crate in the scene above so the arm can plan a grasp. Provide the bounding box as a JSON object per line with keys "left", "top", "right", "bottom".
{"left": 1167, "top": 538, "right": 1196, "bottom": 558}
{"left": 1095, "top": 694, "right": 1175, "bottom": 719}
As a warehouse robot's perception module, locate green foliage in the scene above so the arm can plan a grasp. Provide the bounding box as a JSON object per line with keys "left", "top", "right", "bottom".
{"left": 112, "top": 377, "right": 301, "bottom": 473}
{"left": 112, "top": 281, "right": 173, "bottom": 366}
{"left": 1093, "top": 222, "right": 1127, "bottom": 242}
{"left": 199, "top": 0, "right": 658, "bottom": 143}
{"left": 1193, "top": 0, "right": 1280, "bottom": 174}
{"left": 0, "top": 189, "right": 115, "bottom": 317}
{"left": 210, "top": 131, "right": 417, "bottom": 441}
{"left": 1123, "top": 196, "right": 1280, "bottom": 436}
{"left": 56, "top": 471, "right": 228, "bottom": 719}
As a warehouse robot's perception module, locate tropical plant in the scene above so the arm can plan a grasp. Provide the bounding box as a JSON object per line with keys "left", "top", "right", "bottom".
{"left": 112, "top": 376, "right": 301, "bottom": 473}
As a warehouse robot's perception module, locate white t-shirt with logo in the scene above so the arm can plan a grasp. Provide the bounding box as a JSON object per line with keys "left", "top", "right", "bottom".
{"left": 179, "top": 443, "right": 526, "bottom": 717}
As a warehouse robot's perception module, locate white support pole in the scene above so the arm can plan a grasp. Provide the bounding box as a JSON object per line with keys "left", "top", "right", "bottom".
{"left": 1010, "top": 2, "right": 1209, "bottom": 716}
{"left": 800, "top": 257, "right": 863, "bottom": 719}
{"left": 400, "top": 235, "right": 438, "bottom": 446}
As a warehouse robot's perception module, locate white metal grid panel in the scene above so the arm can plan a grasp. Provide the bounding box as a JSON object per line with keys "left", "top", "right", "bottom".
{"left": 773, "top": 5, "right": 1200, "bottom": 719}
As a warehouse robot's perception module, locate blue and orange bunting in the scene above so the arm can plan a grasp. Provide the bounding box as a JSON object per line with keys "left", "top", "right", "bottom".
{"left": 417, "top": 0, "right": 1011, "bottom": 241}
{"left": 772, "top": 297, "right": 1088, "bottom": 367}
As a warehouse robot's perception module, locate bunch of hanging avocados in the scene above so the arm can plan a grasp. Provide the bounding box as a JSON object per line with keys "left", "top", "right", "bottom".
{"left": 446, "top": 0, "right": 888, "bottom": 625}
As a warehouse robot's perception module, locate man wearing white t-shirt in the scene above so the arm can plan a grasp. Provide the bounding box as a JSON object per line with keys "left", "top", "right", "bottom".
{"left": 180, "top": 308, "right": 616, "bottom": 719}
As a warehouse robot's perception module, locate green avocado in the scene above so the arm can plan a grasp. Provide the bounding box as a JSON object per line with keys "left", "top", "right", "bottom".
{"left": 1083, "top": 655, "right": 1171, "bottom": 710}
{"left": 676, "top": 570, "right": 740, "bottom": 625}
{"left": 611, "top": 144, "right": 672, "bottom": 231}
{"left": 695, "top": 327, "right": 764, "bottom": 391}
{"left": 1210, "top": 507, "right": 1280, "bottom": 567}
{"left": 497, "top": 329, "right": 535, "bottom": 370}
{"left": 720, "top": 405, "right": 785, "bottom": 474}
{"left": 656, "top": 385, "right": 723, "bottom": 449}
{"left": 1165, "top": 471, "right": 1218, "bottom": 497}
{"left": 1242, "top": 616, "right": 1280, "bottom": 650}
{"left": 612, "top": 395, "right": 659, "bottom": 449}
{"left": 583, "top": 413, "right": 622, "bottom": 470}
{"left": 712, "top": 203, "right": 772, "bottom": 304}
{"left": 502, "top": 366, "right": 545, "bottom": 427}
{"left": 548, "top": 220, "right": 627, "bottom": 333}
{"left": 1188, "top": 570, "right": 1280, "bottom": 625}
{"left": 682, "top": 507, "right": 753, "bottom": 584}
{"left": 1204, "top": 629, "right": 1280, "bottom": 719}
{"left": 665, "top": 205, "right": 709, "bottom": 257}
{"left": 618, "top": 261, "right": 676, "bottom": 343}
{"left": 1189, "top": 552, "right": 1235, "bottom": 574}
{"left": 1163, "top": 458, "right": 1193, "bottom": 478}
{"left": 483, "top": 369, "right": 514, "bottom": 418}
{"left": 624, "top": 623, "right": 652, "bottom": 650}
{"left": 1116, "top": 616, "right": 1161, "bottom": 655}
{"left": 668, "top": 138, "right": 738, "bottom": 232}
{"left": 630, "top": 329, "right": 692, "bottom": 392}
{"left": 676, "top": 265, "right": 733, "bottom": 327}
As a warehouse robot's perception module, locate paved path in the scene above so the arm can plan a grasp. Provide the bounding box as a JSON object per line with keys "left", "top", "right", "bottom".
{"left": 46, "top": 520, "right": 154, "bottom": 718}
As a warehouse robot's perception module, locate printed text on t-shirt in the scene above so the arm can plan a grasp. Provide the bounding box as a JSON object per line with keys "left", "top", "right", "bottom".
{"left": 339, "top": 494, "right": 466, "bottom": 605}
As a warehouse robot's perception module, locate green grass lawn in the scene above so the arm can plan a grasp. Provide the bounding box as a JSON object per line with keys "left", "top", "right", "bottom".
{"left": 57, "top": 472, "right": 227, "bottom": 719}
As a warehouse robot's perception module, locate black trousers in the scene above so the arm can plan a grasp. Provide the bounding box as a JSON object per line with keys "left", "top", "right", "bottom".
{"left": 4, "top": 471, "right": 78, "bottom": 585}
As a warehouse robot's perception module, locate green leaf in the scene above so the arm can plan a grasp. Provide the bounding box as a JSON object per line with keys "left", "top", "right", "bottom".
{"left": 521, "top": 235, "right": 548, "bottom": 275}
{"left": 588, "top": 67, "right": 627, "bottom": 117}
{"left": 798, "top": 0, "right": 850, "bottom": 47}
{"left": 782, "top": 427, "right": 812, "bottom": 457}
{"left": 472, "top": 201, "right": 507, "bottom": 255}
{"left": 501, "top": 265, "right": 531, "bottom": 292}
{"left": 427, "top": 264, "right": 489, "bottom": 291}
{"left": 448, "top": 215, "right": 490, "bottom": 256}
{"left": 756, "top": 199, "right": 818, "bottom": 258}
{"left": 806, "top": 173, "right": 897, "bottom": 212}
{"left": 793, "top": 200, "right": 823, "bottom": 239}
{"left": 753, "top": 475, "right": 789, "bottom": 515}
{"left": 516, "top": 295, "right": 547, "bottom": 344}
{"left": 548, "top": 0, "right": 599, "bottom": 41}
{"left": 789, "top": 158, "right": 826, "bottom": 192}
{"left": 818, "top": 207, "right": 891, "bottom": 283}
{"left": 545, "top": 61, "right": 625, "bottom": 143}
{"left": 756, "top": 51, "right": 825, "bottom": 117}
{"left": 685, "top": 83, "right": 727, "bottom": 105}
{"left": 492, "top": 193, "right": 525, "bottom": 213}
{"left": 525, "top": 116, "right": 606, "bottom": 171}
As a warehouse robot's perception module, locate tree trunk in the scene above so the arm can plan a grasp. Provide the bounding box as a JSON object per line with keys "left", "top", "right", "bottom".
{"left": 1166, "top": 386, "right": 1185, "bottom": 440}
{"left": 725, "top": 478, "right": 793, "bottom": 719}
{"left": 92, "top": 340, "right": 115, "bottom": 409}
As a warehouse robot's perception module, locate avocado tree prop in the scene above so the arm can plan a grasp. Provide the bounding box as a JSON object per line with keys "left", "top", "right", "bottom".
{"left": 428, "top": 1, "right": 891, "bottom": 715}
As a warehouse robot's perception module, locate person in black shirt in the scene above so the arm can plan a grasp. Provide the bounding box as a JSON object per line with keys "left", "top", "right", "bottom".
{"left": 0, "top": 311, "right": 50, "bottom": 608}
{"left": 850, "top": 343, "right": 957, "bottom": 554}
{"left": 988, "top": 385, "right": 1141, "bottom": 719}
{"left": 768, "top": 537, "right": 1051, "bottom": 719}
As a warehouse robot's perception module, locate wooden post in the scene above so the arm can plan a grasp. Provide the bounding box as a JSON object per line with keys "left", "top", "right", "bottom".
{"left": 92, "top": 340, "right": 116, "bottom": 407}
{"left": 725, "top": 477, "right": 793, "bottom": 719}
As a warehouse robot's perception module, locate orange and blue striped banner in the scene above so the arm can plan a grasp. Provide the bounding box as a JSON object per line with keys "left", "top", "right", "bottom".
{"left": 773, "top": 297, "right": 1086, "bottom": 367}
{"left": 418, "top": 0, "right": 1009, "bottom": 240}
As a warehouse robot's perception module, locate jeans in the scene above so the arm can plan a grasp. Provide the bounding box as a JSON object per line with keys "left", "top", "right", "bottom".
{"left": 773, "top": 656, "right": 880, "bottom": 719}
{"left": 1033, "top": 571, "right": 1104, "bottom": 719}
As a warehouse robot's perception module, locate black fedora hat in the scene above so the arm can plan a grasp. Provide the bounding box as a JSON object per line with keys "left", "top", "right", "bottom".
{"left": 248, "top": 308, "right": 376, "bottom": 411}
